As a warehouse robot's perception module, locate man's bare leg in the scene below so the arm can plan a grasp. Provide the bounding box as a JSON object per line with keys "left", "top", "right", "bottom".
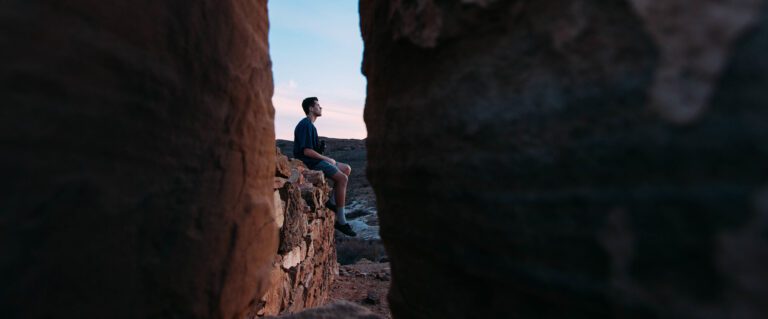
{"left": 330, "top": 168, "right": 356, "bottom": 236}
{"left": 330, "top": 171, "right": 348, "bottom": 224}
{"left": 329, "top": 163, "right": 351, "bottom": 206}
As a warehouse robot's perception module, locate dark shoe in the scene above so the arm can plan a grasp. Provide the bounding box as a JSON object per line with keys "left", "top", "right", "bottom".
{"left": 334, "top": 223, "right": 357, "bottom": 237}
{"left": 325, "top": 200, "right": 337, "bottom": 213}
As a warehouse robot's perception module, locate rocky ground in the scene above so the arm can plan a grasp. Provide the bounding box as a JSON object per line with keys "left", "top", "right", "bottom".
{"left": 328, "top": 260, "right": 392, "bottom": 318}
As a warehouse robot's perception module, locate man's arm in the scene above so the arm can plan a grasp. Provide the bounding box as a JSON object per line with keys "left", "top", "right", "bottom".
{"left": 303, "top": 148, "right": 336, "bottom": 166}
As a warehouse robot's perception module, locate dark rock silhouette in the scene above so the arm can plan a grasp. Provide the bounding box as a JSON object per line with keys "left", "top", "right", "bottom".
{"left": 361, "top": 0, "right": 768, "bottom": 318}
{"left": 1, "top": 0, "right": 276, "bottom": 318}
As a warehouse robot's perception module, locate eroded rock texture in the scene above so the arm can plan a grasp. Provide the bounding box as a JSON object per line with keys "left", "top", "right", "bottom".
{"left": 0, "top": 1, "right": 275, "bottom": 318}
{"left": 361, "top": 0, "right": 768, "bottom": 318}
{"left": 257, "top": 155, "right": 338, "bottom": 316}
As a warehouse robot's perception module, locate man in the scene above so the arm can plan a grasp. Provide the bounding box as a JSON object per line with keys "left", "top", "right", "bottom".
{"left": 294, "top": 97, "right": 356, "bottom": 237}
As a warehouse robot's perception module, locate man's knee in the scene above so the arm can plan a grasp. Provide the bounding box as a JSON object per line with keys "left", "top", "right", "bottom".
{"left": 337, "top": 163, "right": 351, "bottom": 176}
{"left": 332, "top": 172, "right": 348, "bottom": 184}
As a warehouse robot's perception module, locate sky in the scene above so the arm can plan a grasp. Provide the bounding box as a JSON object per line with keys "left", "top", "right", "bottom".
{"left": 268, "top": 1, "right": 367, "bottom": 140}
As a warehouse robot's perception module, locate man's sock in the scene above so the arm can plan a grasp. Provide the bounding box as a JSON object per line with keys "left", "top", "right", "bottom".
{"left": 336, "top": 206, "right": 347, "bottom": 225}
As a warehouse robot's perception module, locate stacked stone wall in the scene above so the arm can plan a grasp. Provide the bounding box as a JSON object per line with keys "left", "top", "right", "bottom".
{"left": 254, "top": 149, "right": 338, "bottom": 317}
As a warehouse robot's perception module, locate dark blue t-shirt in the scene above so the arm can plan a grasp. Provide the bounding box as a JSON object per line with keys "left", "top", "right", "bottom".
{"left": 293, "top": 117, "right": 321, "bottom": 167}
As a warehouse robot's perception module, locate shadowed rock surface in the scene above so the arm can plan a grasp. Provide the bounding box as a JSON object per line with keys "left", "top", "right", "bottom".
{"left": 1, "top": 1, "right": 276, "bottom": 318}
{"left": 277, "top": 301, "right": 382, "bottom": 319}
{"left": 361, "top": 0, "right": 768, "bottom": 318}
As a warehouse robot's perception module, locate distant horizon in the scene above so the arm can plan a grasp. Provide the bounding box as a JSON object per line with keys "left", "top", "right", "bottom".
{"left": 268, "top": 1, "right": 368, "bottom": 140}
{"left": 275, "top": 135, "right": 367, "bottom": 142}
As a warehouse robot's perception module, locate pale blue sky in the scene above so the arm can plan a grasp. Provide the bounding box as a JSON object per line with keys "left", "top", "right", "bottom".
{"left": 269, "top": 1, "right": 367, "bottom": 139}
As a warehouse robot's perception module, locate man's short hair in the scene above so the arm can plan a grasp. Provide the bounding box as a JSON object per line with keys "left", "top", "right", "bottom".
{"left": 302, "top": 97, "right": 318, "bottom": 115}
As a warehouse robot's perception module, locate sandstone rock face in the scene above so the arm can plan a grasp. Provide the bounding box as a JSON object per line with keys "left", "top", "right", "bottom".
{"left": 361, "top": 1, "right": 768, "bottom": 318}
{"left": 277, "top": 147, "right": 293, "bottom": 178}
{"left": 1, "top": 1, "right": 275, "bottom": 318}
{"left": 256, "top": 153, "right": 338, "bottom": 317}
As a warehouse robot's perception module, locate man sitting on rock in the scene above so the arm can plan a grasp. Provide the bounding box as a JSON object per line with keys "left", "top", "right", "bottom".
{"left": 293, "top": 97, "right": 356, "bottom": 237}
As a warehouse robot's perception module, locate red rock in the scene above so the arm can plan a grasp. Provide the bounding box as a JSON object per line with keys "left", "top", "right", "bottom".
{"left": 301, "top": 184, "right": 326, "bottom": 212}
{"left": 274, "top": 177, "right": 288, "bottom": 189}
{"left": 278, "top": 182, "right": 308, "bottom": 254}
{"left": 276, "top": 147, "right": 292, "bottom": 178}
{"left": 291, "top": 158, "right": 308, "bottom": 169}
{"left": 259, "top": 267, "right": 289, "bottom": 316}
{"left": 289, "top": 167, "right": 306, "bottom": 185}
{"left": 281, "top": 245, "right": 303, "bottom": 270}
{"left": 2, "top": 1, "right": 276, "bottom": 318}
{"left": 303, "top": 170, "right": 326, "bottom": 186}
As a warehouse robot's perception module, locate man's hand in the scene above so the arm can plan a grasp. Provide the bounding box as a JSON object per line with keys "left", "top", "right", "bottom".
{"left": 304, "top": 148, "right": 335, "bottom": 165}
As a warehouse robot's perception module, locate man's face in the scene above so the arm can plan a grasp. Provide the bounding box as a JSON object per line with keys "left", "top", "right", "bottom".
{"left": 310, "top": 102, "right": 322, "bottom": 117}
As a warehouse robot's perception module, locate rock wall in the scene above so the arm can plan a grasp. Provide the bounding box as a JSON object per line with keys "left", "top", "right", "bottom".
{"left": 361, "top": 1, "right": 768, "bottom": 318}
{"left": 256, "top": 150, "right": 338, "bottom": 316}
{"left": 0, "top": 1, "right": 276, "bottom": 318}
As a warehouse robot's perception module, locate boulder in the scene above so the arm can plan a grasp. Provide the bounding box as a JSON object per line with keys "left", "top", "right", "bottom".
{"left": 361, "top": 0, "right": 768, "bottom": 318}
{"left": 275, "top": 177, "right": 289, "bottom": 189}
{"left": 282, "top": 245, "right": 304, "bottom": 270}
{"left": 289, "top": 165, "right": 306, "bottom": 185}
{"left": 303, "top": 169, "right": 327, "bottom": 186}
{"left": 276, "top": 147, "right": 292, "bottom": 178}
{"left": 1, "top": 0, "right": 276, "bottom": 318}
{"left": 301, "top": 183, "right": 327, "bottom": 212}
